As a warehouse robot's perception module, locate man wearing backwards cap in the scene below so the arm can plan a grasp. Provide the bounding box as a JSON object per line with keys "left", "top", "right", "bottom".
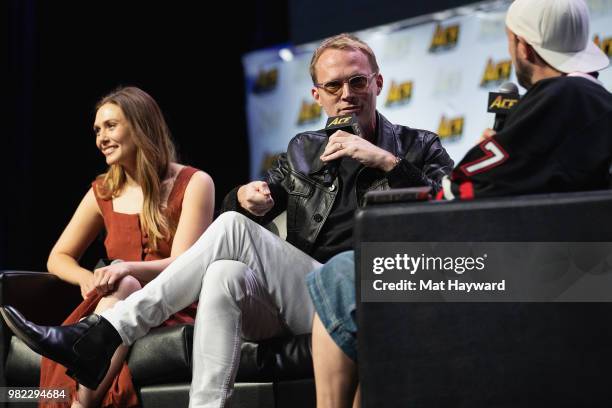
{"left": 437, "top": 0, "right": 612, "bottom": 200}
{"left": 305, "top": 1, "right": 612, "bottom": 407}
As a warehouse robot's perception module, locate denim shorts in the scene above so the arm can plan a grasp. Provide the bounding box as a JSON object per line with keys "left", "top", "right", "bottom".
{"left": 305, "top": 250, "right": 358, "bottom": 361}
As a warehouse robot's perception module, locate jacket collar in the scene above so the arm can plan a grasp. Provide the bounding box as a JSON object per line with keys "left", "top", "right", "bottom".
{"left": 374, "top": 111, "right": 399, "bottom": 155}
{"left": 308, "top": 143, "right": 328, "bottom": 176}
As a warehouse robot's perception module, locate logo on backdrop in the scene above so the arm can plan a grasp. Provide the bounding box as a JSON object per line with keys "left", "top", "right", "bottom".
{"left": 385, "top": 80, "right": 414, "bottom": 107}
{"left": 252, "top": 68, "right": 279, "bottom": 94}
{"left": 480, "top": 58, "right": 512, "bottom": 88}
{"left": 437, "top": 115, "right": 464, "bottom": 140}
{"left": 258, "top": 152, "right": 283, "bottom": 178}
{"left": 297, "top": 100, "right": 322, "bottom": 126}
{"left": 594, "top": 34, "right": 612, "bottom": 57}
{"left": 429, "top": 23, "right": 460, "bottom": 52}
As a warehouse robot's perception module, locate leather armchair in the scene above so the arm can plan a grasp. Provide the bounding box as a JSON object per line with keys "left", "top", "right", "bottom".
{"left": 0, "top": 271, "right": 314, "bottom": 408}
{"left": 0, "top": 212, "right": 314, "bottom": 408}
{"left": 0, "top": 270, "right": 314, "bottom": 408}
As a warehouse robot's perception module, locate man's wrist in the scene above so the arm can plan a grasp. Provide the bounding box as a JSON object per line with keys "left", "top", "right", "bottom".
{"left": 383, "top": 154, "right": 402, "bottom": 172}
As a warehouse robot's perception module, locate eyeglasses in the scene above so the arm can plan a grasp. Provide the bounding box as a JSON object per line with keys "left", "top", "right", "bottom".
{"left": 314, "top": 72, "right": 378, "bottom": 95}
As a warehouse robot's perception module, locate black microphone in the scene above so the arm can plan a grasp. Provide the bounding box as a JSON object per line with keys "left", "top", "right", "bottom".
{"left": 323, "top": 114, "right": 361, "bottom": 186}
{"left": 487, "top": 82, "right": 520, "bottom": 132}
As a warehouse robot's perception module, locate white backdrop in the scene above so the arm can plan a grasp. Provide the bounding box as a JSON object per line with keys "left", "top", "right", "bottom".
{"left": 243, "top": 0, "right": 612, "bottom": 179}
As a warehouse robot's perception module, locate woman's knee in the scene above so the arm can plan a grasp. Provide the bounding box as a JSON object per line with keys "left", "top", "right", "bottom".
{"left": 112, "top": 275, "right": 142, "bottom": 299}
{"left": 96, "top": 276, "right": 142, "bottom": 312}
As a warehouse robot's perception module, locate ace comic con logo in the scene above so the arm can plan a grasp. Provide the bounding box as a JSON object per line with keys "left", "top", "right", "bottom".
{"left": 437, "top": 115, "right": 465, "bottom": 140}
{"left": 297, "top": 100, "right": 322, "bottom": 126}
{"left": 252, "top": 68, "right": 278, "bottom": 94}
{"left": 480, "top": 58, "right": 512, "bottom": 88}
{"left": 429, "top": 23, "right": 460, "bottom": 52}
{"left": 594, "top": 34, "right": 612, "bottom": 57}
{"left": 385, "top": 80, "right": 414, "bottom": 107}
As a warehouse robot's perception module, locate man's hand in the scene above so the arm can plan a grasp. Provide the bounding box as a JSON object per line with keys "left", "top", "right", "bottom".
{"left": 320, "top": 130, "right": 398, "bottom": 172}
{"left": 93, "top": 262, "right": 132, "bottom": 295}
{"left": 237, "top": 181, "right": 275, "bottom": 216}
{"left": 478, "top": 128, "right": 497, "bottom": 144}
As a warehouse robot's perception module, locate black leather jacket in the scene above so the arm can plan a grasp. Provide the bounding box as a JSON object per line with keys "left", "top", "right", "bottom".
{"left": 222, "top": 112, "right": 453, "bottom": 255}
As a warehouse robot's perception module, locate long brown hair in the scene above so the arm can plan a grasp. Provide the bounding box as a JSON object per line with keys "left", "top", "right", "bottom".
{"left": 95, "top": 86, "right": 177, "bottom": 250}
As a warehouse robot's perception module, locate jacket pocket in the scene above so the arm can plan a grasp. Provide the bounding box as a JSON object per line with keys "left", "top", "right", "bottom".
{"left": 289, "top": 178, "right": 313, "bottom": 197}
{"left": 287, "top": 179, "right": 313, "bottom": 232}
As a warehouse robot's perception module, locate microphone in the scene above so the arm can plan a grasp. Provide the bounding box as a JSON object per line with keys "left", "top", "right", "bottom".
{"left": 487, "top": 82, "right": 520, "bottom": 132}
{"left": 323, "top": 114, "right": 361, "bottom": 186}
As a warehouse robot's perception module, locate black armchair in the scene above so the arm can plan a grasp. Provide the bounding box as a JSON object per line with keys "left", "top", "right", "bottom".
{"left": 0, "top": 270, "right": 315, "bottom": 408}
{"left": 0, "top": 211, "right": 314, "bottom": 408}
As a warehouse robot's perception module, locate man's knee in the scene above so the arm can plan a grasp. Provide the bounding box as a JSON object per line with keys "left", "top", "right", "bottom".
{"left": 320, "top": 251, "right": 355, "bottom": 281}
{"left": 215, "top": 211, "right": 250, "bottom": 229}
{"left": 203, "top": 260, "right": 249, "bottom": 302}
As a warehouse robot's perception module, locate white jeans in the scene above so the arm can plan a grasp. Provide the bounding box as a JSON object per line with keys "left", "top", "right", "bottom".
{"left": 101, "top": 211, "right": 321, "bottom": 408}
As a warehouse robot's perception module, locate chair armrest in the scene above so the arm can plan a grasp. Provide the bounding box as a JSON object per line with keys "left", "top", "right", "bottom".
{"left": 0, "top": 271, "right": 81, "bottom": 325}
{"left": 237, "top": 333, "right": 313, "bottom": 382}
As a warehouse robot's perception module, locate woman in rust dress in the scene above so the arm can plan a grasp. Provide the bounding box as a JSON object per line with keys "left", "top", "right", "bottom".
{"left": 40, "top": 86, "right": 215, "bottom": 407}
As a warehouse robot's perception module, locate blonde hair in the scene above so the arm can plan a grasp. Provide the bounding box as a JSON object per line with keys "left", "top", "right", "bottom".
{"left": 95, "top": 86, "right": 177, "bottom": 250}
{"left": 309, "top": 33, "right": 380, "bottom": 83}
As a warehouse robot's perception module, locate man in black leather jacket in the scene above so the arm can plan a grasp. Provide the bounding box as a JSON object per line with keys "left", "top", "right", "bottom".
{"left": 223, "top": 111, "right": 451, "bottom": 258}
{"left": 223, "top": 33, "right": 451, "bottom": 262}
{"left": 1, "top": 33, "right": 452, "bottom": 407}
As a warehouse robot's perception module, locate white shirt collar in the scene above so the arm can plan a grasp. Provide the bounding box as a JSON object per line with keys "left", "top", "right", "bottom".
{"left": 567, "top": 71, "right": 606, "bottom": 88}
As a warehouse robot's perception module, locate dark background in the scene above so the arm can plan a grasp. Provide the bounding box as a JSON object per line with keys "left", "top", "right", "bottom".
{"left": 3, "top": 0, "right": 477, "bottom": 271}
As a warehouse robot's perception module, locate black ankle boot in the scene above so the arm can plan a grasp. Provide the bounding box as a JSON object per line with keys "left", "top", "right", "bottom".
{"left": 0, "top": 305, "right": 122, "bottom": 390}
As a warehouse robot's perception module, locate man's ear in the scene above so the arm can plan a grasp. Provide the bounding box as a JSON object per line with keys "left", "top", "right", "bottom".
{"left": 517, "top": 38, "right": 536, "bottom": 63}
{"left": 312, "top": 87, "right": 322, "bottom": 105}
{"left": 375, "top": 73, "right": 383, "bottom": 96}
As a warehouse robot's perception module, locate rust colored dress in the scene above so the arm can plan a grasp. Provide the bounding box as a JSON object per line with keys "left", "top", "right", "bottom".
{"left": 40, "top": 166, "right": 200, "bottom": 407}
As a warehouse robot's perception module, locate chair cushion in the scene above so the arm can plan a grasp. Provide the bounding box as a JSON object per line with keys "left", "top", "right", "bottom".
{"left": 5, "top": 324, "right": 312, "bottom": 388}
{"left": 127, "top": 325, "right": 313, "bottom": 386}
{"left": 6, "top": 336, "right": 41, "bottom": 385}
{"left": 128, "top": 325, "right": 194, "bottom": 386}
{"left": 236, "top": 333, "right": 313, "bottom": 382}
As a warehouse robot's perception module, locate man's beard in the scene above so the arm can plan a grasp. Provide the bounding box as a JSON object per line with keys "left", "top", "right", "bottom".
{"left": 515, "top": 58, "right": 533, "bottom": 89}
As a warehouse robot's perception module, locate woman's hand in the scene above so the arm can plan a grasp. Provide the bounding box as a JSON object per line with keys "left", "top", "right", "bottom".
{"left": 93, "top": 262, "right": 133, "bottom": 295}
{"left": 79, "top": 274, "right": 96, "bottom": 299}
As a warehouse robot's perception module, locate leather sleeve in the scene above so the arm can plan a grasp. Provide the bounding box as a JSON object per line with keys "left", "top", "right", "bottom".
{"left": 387, "top": 131, "right": 454, "bottom": 193}
{"left": 220, "top": 154, "right": 290, "bottom": 225}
